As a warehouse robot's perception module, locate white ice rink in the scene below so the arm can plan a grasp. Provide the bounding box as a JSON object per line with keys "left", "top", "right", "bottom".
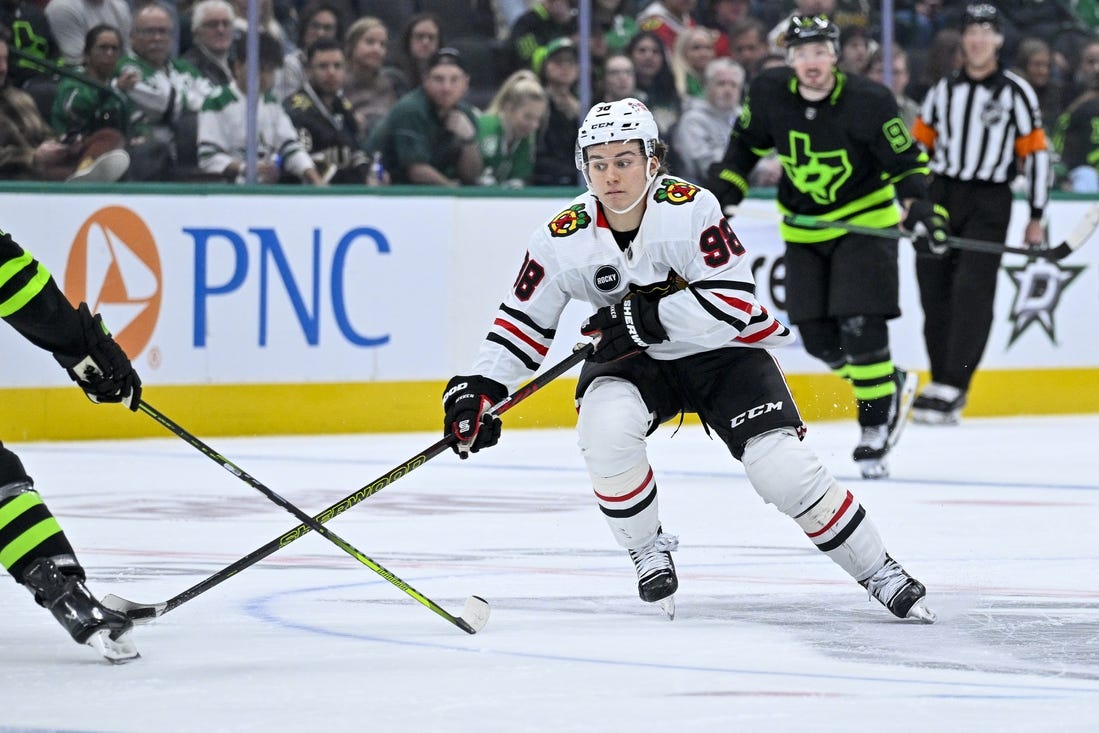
{"left": 2, "top": 415, "right": 1098, "bottom": 732}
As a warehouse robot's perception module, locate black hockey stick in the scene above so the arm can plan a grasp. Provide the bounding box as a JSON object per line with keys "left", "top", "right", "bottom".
{"left": 730, "top": 203, "right": 1099, "bottom": 261}
{"left": 102, "top": 342, "right": 595, "bottom": 622}
{"left": 125, "top": 402, "right": 490, "bottom": 634}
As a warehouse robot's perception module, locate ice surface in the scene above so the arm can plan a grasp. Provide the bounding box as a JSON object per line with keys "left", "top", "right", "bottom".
{"left": 2, "top": 415, "right": 1098, "bottom": 732}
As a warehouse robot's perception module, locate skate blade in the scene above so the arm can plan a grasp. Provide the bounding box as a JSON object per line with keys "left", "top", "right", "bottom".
{"left": 86, "top": 629, "right": 141, "bottom": 664}
{"left": 887, "top": 372, "right": 919, "bottom": 449}
{"left": 905, "top": 599, "right": 937, "bottom": 624}
{"left": 857, "top": 458, "right": 889, "bottom": 479}
{"left": 656, "top": 595, "right": 675, "bottom": 620}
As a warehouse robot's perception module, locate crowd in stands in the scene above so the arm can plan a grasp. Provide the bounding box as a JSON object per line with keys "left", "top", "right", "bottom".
{"left": 3, "top": 0, "right": 1099, "bottom": 189}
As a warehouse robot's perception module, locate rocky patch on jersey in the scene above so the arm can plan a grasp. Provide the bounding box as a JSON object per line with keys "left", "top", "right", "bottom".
{"left": 653, "top": 178, "right": 700, "bottom": 205}
{"left": 593, "top": 265, "right": 621, "bottom": 292}
{"left": 548, "top": 204, "right": 592, "bottom": 237}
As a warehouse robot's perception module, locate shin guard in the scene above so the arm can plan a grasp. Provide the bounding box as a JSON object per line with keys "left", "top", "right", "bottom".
{"left": 742, "top": 429, "right": 885, "bottom": 579}
{"left": 592, "top": 462, "right": 661, "bottom": 549}
{"left": 578, "top": 377, "right": 661, "bottom": 549}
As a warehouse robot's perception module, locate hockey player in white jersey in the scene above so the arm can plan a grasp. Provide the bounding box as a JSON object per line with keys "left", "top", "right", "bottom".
{"left": 442, "top": 98, "right": 934, "bottom": 623}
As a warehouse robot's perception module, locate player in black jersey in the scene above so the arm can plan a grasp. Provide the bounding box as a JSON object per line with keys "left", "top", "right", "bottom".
{"left": 708, "top": 14, "right": 948, "bottom": 479}
{"left": 1, "top": 228, "right": 142, "bottom": 662}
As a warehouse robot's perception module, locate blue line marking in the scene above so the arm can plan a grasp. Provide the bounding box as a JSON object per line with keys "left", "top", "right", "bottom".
{"left": 242, "top": 577, "right": 1099, "bottom": 698}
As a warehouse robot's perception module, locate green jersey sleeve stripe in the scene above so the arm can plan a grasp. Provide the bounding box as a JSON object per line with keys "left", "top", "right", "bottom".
{"left": 0, "top": 250, "right": 33, "bottom": 288}
{"left": 0, "top": 261, "right": 51, "bottom": 318}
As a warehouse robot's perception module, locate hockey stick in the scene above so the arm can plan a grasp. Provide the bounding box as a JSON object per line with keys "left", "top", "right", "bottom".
{"left": 127, "top": 402, "right": 490, "bottom": 634}
{"left": 102, "top": 342, "right": 595, "bottom": 623}
{"left": 730, "top": 203, "right": 1099, "bottom": 261}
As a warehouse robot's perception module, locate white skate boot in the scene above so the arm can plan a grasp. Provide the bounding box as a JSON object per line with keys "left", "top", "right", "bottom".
{"left": 628, "top": 529, "right": 679, "bottom": 619}
{"left": 860, "top": 554, "right": 936, "bottom": 623}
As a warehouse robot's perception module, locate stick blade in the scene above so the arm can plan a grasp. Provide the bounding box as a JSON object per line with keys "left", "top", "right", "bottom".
{"left": 455, "top": 595, "right": 491, "bottom": 634}
{"left": 1062, "top": 201, "right": 1099, "bottom": 254}
{"left": 101, "top": 593, "right": 167, "bottom": 624}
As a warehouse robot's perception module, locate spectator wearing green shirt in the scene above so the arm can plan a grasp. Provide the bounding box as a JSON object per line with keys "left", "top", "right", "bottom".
{"left": 51, "top": 25, "right": 135, "bottom": 138}
{"left": 476, "top": 69, "right": 547, "bottom": 187}
{"left": 366, "top": 47, "right": 483, "bottom": 186}
{"left": 50, "top": 24, "right": 172, "bottom": 181}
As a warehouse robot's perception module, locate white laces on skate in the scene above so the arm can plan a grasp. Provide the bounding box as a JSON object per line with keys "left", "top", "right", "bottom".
{"left": 630, "top": 532, "right": 678, "bottom": 578}
{"left": 862, "top": 558, "right": 908, "bottom": 607}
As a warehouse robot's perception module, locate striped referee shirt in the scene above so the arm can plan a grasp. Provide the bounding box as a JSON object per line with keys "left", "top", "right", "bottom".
{"left": 912, "top": 67, "right": 1050, "bottom": 218}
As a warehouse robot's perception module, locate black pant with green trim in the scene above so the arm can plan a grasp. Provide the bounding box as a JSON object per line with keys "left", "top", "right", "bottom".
{"left": 783, "top": 234, "right": 902, "bottom": 427}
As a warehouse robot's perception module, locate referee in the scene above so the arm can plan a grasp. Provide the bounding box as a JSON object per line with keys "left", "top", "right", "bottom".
{"left": 910, "top": 3, "right": 1050, "bottom": 425}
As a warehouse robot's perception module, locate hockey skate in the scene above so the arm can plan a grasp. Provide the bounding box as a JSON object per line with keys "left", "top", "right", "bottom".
{"left": 22, "top": 557, "right": 140, "bottom": 664}
{"left": 853, "top": 368, "right": 918, "bottom": 479}
{"left": 912, "top": 382, "right": 966, "bottom": 425}
{"left": 860, "top": 554, "right": 936, "bottom": 623}
{"left": 628, "top": 529, "right": 679, "bottom": 619}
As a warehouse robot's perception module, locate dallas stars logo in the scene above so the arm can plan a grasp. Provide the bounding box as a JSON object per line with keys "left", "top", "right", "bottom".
{"left": 548, "top": 204, "right": 591, "bottom": 237}
{"left": 653, "top": 178, "right": 699, "bottom": 205}
{"left": 778, "top": 131, "right": 852, "bottom": 205}
{"left": 1004, "top": 258, "right": 1085, "bottom": 345}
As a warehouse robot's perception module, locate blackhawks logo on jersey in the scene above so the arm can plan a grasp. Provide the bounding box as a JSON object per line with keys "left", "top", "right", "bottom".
{"left": 548, "top": 204, "right": 592, "bottom": 237}
{"left": 653, "top": 178, "right": 700, "bottom": 205}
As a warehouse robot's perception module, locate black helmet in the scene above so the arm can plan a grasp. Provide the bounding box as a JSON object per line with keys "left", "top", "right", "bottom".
{"left": 962, "top": 3, "right": 1000, "bottom": 31}
{"left": 785, "top": 14, "right": 840, "bottom": 51}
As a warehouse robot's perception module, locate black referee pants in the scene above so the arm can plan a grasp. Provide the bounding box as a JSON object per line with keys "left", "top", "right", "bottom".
{"left": 916, "top": 177, "right": 1012, "bottom": 391}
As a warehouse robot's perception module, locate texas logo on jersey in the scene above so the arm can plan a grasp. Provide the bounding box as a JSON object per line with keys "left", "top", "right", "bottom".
{"left": 548, "top": 203, "right": 592, "bottom": 238}
{"left": 653, "top": 178, "right": 700, "bottom": 205}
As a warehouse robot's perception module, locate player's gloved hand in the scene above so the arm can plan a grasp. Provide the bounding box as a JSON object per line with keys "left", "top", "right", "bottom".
{"left": 903, "top": 200, "right": 951, "bottom": 256}
{"left": 53, "top": 303, "right": 142, "bottom": 410}
{"left": 442, "top": 375, "right": 508, "bottom": 459}
{"left": 706, "top": 162, "right": 747, "bottom": 213}
{"left": 581, "top": 292, "right": 668, "bottom": 363}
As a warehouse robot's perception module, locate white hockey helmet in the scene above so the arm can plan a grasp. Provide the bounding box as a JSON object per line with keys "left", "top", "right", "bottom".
{"left": 574, "top": 98, "right": 661, "bottom": 172}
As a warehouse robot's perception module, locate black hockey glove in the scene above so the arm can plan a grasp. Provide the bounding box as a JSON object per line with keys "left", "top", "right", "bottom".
{"left": 581, "top": 292, "right": 669, "bottom": 364}
{"left": 442, "top": 375, "right": 509, "bottom": 459}
{"left": 903, "top": 200, "right": 951, "bottom": 256}
{"left": 53, "top": 303, "right": 142, "bottom": 410}
{"left": 706, "top": 162, "right": 747, "bottom": 212}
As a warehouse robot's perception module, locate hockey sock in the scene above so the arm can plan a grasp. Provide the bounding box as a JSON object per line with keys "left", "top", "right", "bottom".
{"left": 592, "top": 461, "right": 661, "bottom": 550}
{"left": 0, "top": 482, "right": 82, "bottom": 583}
{"left": 794, "top": 482, "right": 886, "bottom": 580}
{"left": 848, "top": 359, "right": 897, "bottom": 426}
{"left": 742, "top": 428, "right": 886, "bottom": 579}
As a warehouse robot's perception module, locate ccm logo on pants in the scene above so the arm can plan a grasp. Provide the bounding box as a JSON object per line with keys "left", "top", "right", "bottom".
{"left": 730, "top": 402, "right": 783, "bottom": 427}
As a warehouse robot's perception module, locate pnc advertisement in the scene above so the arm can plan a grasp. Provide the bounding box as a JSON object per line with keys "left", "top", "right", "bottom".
{"left": 0, "top": 192, "right": 1096, "bottom": 391}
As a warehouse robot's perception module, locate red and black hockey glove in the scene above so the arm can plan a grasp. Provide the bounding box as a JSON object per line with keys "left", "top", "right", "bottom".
{"left": 442, "top": 375, "right": 509, "bottom": 459}
{"left": 581, "top": 292, "right": 668, "bottom": 364}
{"left": 53, "top": 303, "right": 142, "bottom": 410}
{"left": 903, "top": 200, "right": 951, "bottom": 256}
